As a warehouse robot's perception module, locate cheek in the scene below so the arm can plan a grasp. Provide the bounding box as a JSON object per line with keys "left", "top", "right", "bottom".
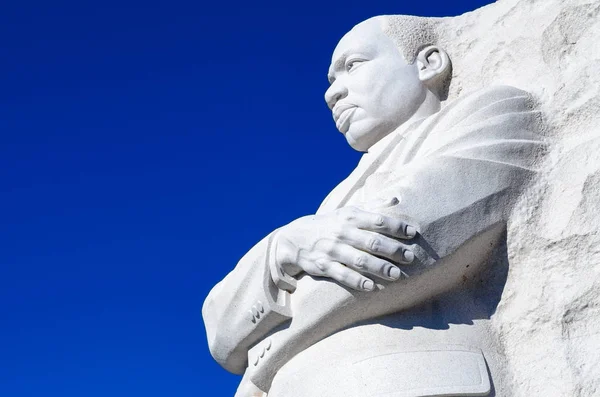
{"left": 349, "top": 64, "right": 422, "bottom": 119}
{"left": 381, "top": 72, "right": 423, "bottom": 113}
{"left": 348, "top": 64, "right": 389, "bottom": 101}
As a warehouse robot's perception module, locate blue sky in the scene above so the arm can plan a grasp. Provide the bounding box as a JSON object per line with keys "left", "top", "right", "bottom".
{"left": 0, "top": 1, "right": 494, "bottom": 395}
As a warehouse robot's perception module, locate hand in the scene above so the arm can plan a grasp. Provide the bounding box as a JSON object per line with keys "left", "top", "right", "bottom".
{"left": 273, "top": 201, "right": 416, "bottom": 291}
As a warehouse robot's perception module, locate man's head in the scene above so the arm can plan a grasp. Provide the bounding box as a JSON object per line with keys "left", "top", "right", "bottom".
{"left": 325, "top": 16, "right": 451, "bottom": 152}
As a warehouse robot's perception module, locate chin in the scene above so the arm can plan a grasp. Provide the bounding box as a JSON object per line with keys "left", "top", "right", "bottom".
{"left": 345, "top": 129, "right": 371, "bottom": 152}
{"left": 345, "top": 122, "right": 390, "bottom": 152}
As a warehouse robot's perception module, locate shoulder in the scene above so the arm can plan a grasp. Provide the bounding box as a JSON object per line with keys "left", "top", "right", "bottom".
{"left": 417, "top": 85, "right": 543, "bottom": 157}
{"left": 462, "top": 85, "right": 531, "bottom": 103}
{"left": 434, "top": 85, "right": 535, "bottom": 131}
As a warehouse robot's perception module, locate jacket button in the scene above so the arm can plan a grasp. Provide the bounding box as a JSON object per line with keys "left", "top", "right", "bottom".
{"left": 252, "top": 305, "right": 260, "bottom": 318}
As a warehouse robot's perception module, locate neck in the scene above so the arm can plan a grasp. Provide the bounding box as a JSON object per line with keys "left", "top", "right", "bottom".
{"left": 366, "top": 90, "right": 440, "bottom": 154}
{"left": 410, "top": 89, "right": 441, "bottom": 122}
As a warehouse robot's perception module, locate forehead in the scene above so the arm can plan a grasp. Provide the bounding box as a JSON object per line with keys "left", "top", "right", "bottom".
{"left": 330, "top": 19, "right": 399, "bottom": 70}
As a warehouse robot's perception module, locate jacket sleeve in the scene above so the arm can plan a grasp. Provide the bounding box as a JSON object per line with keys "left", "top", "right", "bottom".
{"left": 202, "top": 232, "right": 293, "bottom": 374}
{"left": 243, "top": 86, "right": 547, "bottom": 391}
{"left": 372, "top": 86, "right": 545, "bottom": 256}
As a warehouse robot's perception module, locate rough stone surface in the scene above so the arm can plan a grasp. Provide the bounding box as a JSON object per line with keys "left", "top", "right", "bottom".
{"left": 203, "top": 1, "right": 600, "bottom": 395}
{"left": 422, "top": 0, "right": 600, "bottom": 395}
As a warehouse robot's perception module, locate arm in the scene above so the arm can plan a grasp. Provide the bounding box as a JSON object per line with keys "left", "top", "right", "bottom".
{"left": 202, "top": 233, "right": 293, "bottom": 374}
{"left": 202, "top": 207, "right": 418, "bottom": 374}
{"left": 244, "top": 88, "right": 547, "bottom": 391}
{"left": 246, "top": 150, "right": 543, "bottom": 392}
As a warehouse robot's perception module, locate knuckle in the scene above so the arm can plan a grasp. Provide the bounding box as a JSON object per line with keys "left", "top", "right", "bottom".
{"left": 331, "top": 225, "right": 345, "bottom": 240}
{"left": 355, "top": 255, "right": 367, "bottom": 269}
{"left": 375, "top": 215, "right": 385, "bottom": 227}
{"left": 314, "top": 239, "right": 336, "bottom": 256}
{"left": 368, "top": 238, "right": 380, "bottom": 252}
{"left": 314, "top": 259, "right": 329, "bottom": 273}
{"left": 321, "top": 240, "right": 337, "bottom": 256}
{"left": 340, "top": 206, "right": 358, "bottom": 222}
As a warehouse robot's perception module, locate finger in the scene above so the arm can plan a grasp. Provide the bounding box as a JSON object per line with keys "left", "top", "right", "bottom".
{"left": 333, "top": 244, "right": 406, "bottom": 281}
{"left": 340, "top": 207, "right": 417, "bottom": 239}
{"left": 318, "top": 260, "right": 376, "bottom": 291}
{"left": 338, "top": 228, "right": 415, "bottom": 264}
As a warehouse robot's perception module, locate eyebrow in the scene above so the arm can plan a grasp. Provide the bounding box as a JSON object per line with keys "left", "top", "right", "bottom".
{"left": 327, "top": 53, "right": 348, "bottom": 83}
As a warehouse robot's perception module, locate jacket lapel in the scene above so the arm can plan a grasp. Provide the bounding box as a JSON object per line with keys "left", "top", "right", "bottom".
{"left": 317, "top": 120, "right": 427, "bottom": 213}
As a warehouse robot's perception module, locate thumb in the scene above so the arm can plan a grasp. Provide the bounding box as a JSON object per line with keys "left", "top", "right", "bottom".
{"left": 363, "top": 196, "right": 400, "bottom": 211}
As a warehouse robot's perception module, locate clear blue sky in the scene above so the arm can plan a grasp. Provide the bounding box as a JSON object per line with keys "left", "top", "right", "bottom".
{"left": 0, "top": 1, "right": 494, "bottom": 395}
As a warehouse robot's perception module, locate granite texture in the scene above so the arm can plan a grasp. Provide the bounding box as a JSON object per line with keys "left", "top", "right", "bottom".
{"left": 430, "top": 1, "right": 600, "bottom": 395}
{"left": 203, "top": 1, "right": 600, "bottom": 395}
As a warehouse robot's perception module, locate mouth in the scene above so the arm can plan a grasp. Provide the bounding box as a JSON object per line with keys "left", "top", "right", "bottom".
{"left": 333, "top": 105, "right": 357, "bottom": 134}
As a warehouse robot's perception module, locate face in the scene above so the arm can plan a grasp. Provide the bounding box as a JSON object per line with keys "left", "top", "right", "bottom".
{"left": 325, "top": 19, "right": 427, "bottom": 152}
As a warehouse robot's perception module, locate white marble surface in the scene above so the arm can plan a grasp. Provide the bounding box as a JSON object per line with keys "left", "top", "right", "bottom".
{"left": 203, "top": 0, "right": 600, "bottom": 395}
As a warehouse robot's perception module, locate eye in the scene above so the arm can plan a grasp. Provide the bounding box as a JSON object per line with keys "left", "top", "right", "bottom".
{"left": 345, "top": 58, "right": 365, "bottom": 73}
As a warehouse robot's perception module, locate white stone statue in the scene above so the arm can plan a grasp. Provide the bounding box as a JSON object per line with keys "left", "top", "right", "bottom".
{"left": 203, "top": 11, "right": 553, "bottom": 397}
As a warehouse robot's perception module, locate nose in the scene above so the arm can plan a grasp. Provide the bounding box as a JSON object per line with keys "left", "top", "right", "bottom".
{"left": 325, "top": 80, "right": 348, "bottom": 110}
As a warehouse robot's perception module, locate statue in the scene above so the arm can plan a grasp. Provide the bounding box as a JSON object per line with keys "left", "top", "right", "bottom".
{"left": 202, "top": 14, "right": 545, "bottom": 397}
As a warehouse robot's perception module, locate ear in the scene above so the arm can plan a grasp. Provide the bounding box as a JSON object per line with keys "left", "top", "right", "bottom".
{"left": 416, "top": 45, "right": 450, "bottom": 86}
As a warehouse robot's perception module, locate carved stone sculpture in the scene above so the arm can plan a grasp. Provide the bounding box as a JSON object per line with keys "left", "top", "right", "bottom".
{"left": 203, "top": 0, "right": 600, "bottom": 395}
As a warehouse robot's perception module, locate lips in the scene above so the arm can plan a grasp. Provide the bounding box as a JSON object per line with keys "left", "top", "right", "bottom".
{"left": 333, "top": 103, "right": 357, "bottom": 133}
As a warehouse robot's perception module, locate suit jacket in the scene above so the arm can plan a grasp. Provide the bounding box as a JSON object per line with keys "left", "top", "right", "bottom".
{"left": 202, "top": 85, "right": 545, "bottom": 393}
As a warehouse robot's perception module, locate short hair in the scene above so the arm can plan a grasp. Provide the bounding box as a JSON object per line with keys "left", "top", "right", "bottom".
{"left": 371, "top": 15, "right": 451, "bottom": 99}
{"left": 375, "top": 15, "right": 444, "bottom": 64}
